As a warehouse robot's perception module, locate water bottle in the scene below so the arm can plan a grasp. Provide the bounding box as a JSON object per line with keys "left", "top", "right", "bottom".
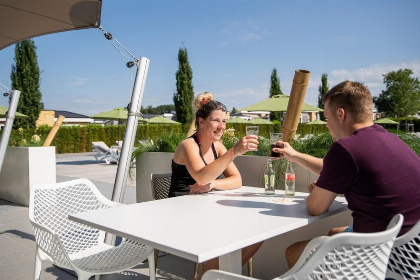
{"left": 285, "top": 161, "right": 295, "bottom": 196}
{"left": 264, "top": 159, "right": 276, "bottom": 195}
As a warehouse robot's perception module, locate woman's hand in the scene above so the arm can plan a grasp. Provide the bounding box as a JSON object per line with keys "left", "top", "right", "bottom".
{"left": 189, "top": 182, "right": 214, "bottom": 194}
{"left": 233, "top": 135, "right": 259, "bottom": 156}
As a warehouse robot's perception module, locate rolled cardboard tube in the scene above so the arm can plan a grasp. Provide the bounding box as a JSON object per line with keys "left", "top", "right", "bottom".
{"left": 281, "top": 70, "right": 311, "bottom": 143}
{"left": 42, "top": 115, "right": 65, "bottom": 147}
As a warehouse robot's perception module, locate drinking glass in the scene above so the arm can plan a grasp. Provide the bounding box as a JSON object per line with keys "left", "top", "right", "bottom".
{"left": 246, "top": 126, "right": 259, "bottom": 151}
{"left": 270, "top": 132, "right": 283, "bottom": 157}
{"left": 246, "top": 126, "right": 259, "bottom": 136}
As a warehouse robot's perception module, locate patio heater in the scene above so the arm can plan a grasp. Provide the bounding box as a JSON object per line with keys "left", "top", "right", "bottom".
{"left": 98, "top": 27, "right": 149, "bottom": 204}
{"left": 0, "top": 88, "right": 20, "bottom": 172}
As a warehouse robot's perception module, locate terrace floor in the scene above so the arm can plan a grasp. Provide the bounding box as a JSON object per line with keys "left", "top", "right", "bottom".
{"left": 0, "top": 152, "right": 195, "bottom": 280}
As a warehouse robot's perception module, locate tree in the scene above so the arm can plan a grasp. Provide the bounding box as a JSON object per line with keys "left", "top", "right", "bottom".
{"left": 173, "top": 47, "right": 194, "bottom": 124}
{"left": 11, "top": 39, "right": 42, "bottom": 128}
{"left": 317, "top": 73, "right": 329, "bottom": 120}
{"left": 231, "top": 107, "right": 238, "bottom": 114}
{"left": 269, "top": 68, "right": 283, "bottom": 121}
{"left": 374, "top": 69, "right": 420, "bottom": 124}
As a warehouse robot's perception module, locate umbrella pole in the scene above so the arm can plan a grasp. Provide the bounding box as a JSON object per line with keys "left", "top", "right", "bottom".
{"left": 112, "top": 57, "right": 149, "bottom": 203}
{"left": 281, "top": 70, "right": 311, "bottom": 142}
{"left": 0, "top": 90, "right": 20, "bottom": 172}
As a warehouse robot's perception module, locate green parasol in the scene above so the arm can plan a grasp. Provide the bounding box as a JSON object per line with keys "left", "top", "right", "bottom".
{"left": 227, "top": 117, "right": 249, "bottom": 124}
{"left": 306, "top": 119, "right": 326, "bottom": 125}
{"left": 0, "top": 105, "right": 28, "bottom": 119}
{"left": 374, "top": 118, "right": 399, "bottom": 124}
{"left": 146, "top": 115, "right": 180, "bottom": 124}
{"left": 250, "top": 117, "right": 273, "bottom": 125}
{"left": 239, "top": 94, "right": 323, "bottom": 112}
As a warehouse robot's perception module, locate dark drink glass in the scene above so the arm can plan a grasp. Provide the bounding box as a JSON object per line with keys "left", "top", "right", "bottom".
{"left": 270, "top": 143, "right": 280, "bottom": 157}
{"left": 269, "top": 132, "right": 283, "bottom": 158}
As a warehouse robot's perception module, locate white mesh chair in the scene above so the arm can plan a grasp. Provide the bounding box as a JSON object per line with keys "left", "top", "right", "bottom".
{"left": 386, "top": 218, "right": 420, "bottom": 279}
{"left": 29, "top": 178, "right": 155, "bottom": 280}
{"left": 202, "top": 214, "right": 403, "bottom": 280}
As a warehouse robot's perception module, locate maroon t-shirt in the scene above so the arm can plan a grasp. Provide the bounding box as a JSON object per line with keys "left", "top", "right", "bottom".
{"left": 316, "top": 125, "right": 420, "bottom": 235}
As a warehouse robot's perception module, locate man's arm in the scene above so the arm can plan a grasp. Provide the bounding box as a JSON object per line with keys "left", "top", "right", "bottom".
{"left": 275, "top": 141, "right": 323, "bottom": 175}
{"left": 306, "top": 185, "right": 337, "bottom": 216}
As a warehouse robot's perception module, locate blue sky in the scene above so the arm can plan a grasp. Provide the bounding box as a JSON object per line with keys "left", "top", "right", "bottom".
{"left": 1, "top": 0, "right": 419, "bottom": 116}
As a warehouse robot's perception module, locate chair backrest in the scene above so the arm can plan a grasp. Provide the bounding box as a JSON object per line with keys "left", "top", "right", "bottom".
{"left": 279, "top": 214, "right": 404, "bottom": 280}
{"left": 150, "top": 173, "right": 171, "bottom": 200}
{"left": 387, "top": 218, "right": 420, "bottom": 280}
{"left": 92, "top": 141, "right": 110, "bottom": 152}
{"left": 28, "top": 179, "right": 119, "bottom": 263}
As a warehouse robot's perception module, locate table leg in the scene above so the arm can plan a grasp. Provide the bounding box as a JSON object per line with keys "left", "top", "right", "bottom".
{"left": 219, "top": 249, "right": 242, "bottom": 274}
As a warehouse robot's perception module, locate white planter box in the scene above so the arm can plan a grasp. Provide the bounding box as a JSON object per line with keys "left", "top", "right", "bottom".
{"left": 0, "top": 146, "right": 56, "bottom": 206}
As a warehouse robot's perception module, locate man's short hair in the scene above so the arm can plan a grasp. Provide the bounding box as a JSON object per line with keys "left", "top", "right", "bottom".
{"left": 323, "top": 80, "right": 373, "bottom": 123}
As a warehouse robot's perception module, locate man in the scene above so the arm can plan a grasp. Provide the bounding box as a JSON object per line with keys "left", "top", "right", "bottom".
{"left": 273, "top": 80, "right": 420, "bottom": 268}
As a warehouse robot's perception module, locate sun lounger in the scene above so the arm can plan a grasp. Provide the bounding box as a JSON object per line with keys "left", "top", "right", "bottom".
{"left": 91, "top": 141, "right": 119, "bottom": 164}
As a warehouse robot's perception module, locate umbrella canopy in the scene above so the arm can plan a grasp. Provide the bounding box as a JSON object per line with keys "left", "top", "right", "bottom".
{"left": 0, "top": 105, "right": 28, "bottom": 119}
{"left": 239, "top": 94, "right": 323, "bottom": 112}
{"left": 374, "top": 118, "right": 399, "bottom": 124}
{"left": 91, "top": 107, "right": 129, "bottom": 121}
{"left": 146, "top": 115, "right": 180, "bottom": 124}
{"left": 306, "top": 119, "right": 326, "bottom": 125}
{"left": 91, "top": 107, "right": 146, "bottom": 122}
{"left": 0, "top": 0, "right": 102, "bottom": 50}
{"left": 91, "top": 107, "right": 146, "bottom": 142}
{"left": 250, "top": 117, "right": 273, "bottom": 125}
{"left": 227, "top": 117, "right": 249, "bottom": 124}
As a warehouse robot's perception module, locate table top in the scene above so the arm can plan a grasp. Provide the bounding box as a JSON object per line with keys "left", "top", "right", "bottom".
{"left": 70, "top": 186, "right": 347, "bottom": 263}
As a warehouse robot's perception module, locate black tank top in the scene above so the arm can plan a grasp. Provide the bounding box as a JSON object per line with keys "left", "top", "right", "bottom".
{"left": 169, "top": 134, "right": 218, "bottom": 197}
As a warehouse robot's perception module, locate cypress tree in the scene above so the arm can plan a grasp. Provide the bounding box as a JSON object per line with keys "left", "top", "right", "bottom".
{"left": 11, "top": 39, "right": 42, "bottom": 128}
{"left": 173, "top": 47, "right": 194, "bottom": 124}
{"left": 317, "top": 73, "right": 329, "bottom": 120}
{"left": 269, "top": 68, "right": 283, "bottom": 121}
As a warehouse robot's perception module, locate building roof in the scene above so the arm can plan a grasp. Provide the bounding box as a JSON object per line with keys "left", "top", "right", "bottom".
{"left": 49, "top": 110, "right": 90, "bottom": 118}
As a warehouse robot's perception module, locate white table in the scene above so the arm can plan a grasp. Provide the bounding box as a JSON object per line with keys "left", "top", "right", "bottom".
{"left": 69, "top": 187, "right": 347, "bottom": 274}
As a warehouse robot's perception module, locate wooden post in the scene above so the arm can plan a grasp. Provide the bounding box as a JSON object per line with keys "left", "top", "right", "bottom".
{"left": 42, "top": 115, "right": 65, "bottom": 147}
{"left": 281, "top": 70, "right": 311, "bottom": 142}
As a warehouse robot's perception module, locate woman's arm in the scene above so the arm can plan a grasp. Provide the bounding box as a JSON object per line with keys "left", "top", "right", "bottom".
{"left": 182, "top": 135, "right": 257, "bottom": 185}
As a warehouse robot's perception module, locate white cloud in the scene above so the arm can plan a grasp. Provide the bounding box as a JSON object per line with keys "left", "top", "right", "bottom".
{"left": 66, "top": 77, "right": 87, "bottom": 86}
{"left": 222, "top": 20, "right": 265, "bottom": 44}
{"left": 328, "top": 60, "right": 420, "bottom": 95}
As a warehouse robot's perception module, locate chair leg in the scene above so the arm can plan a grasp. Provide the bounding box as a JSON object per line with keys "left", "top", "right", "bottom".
{"left": 247, "top": 257, "right": 253, "bottom": 277}
{"left": 148, "top": 252, "right": 156, "bottom": 280}
{"left": 34, "top": 247, "right": 43, "bottom": 280}
{"left": 193, "top": 262, "right": 199, "bottom": 279}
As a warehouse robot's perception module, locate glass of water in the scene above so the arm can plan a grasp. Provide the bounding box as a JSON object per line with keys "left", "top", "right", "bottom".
{"left": 246, "top": 126, "right": 259, "bottom": 151}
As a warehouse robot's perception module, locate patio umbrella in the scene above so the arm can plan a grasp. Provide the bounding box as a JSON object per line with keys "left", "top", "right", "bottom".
{"left": 227, "top": 117, "right": 249, "bottom": 124}
{"left": 239, "top": 94, "right": 323, "bottom": 112}
{"left": 0, "top": 105, "right": 28, "bottom": 119}
{"left": 374, "top": 118, "right": 399, "bottom": 124}
{"left": 91, "top": 107, "right": 146, "bottom": 142}
{"left": 146, "top": 115, "right": 180, "bottom": 124}
{"left": 306, "top": 119, "right": 326, "bottom": 125}
{"left": 250, "top": 117, "right": 273, "bottom": 125}
{"left": 0, "top": 0, "right": 102, "bottom": 50}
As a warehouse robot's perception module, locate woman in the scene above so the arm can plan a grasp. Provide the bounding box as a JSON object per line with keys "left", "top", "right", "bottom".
{"left": 170, "top": 99, "right": 258, "bottom": 197}
{"left": 169, "top": 98, "right": 262, "bottom": 273}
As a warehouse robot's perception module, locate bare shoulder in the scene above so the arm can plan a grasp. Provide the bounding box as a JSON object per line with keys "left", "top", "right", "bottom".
{"left": 214, "top": 141, "right": 228, "bottom": 155}
{"left": 174, "top": 138, "right": 198, "bottom": 163}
